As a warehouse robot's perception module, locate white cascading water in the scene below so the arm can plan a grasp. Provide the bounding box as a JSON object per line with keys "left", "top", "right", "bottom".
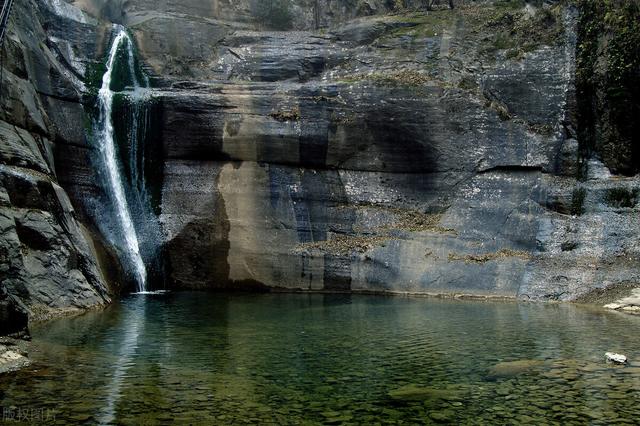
{"left": 97, "top": 25, "right": 147, "bottom": 291}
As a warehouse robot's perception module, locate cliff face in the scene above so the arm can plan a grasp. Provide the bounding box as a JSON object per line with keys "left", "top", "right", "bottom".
{"left": 0, "top": 0, "right": 113, "bottom": 323}
{"left": 128, "top": 0, "right": 636, "bottom": 299}
{"left": 2, "top": 0, "right": 638, "bottom": 310}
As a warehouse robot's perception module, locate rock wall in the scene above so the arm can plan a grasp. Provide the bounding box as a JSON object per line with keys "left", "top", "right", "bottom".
{"left": 4, "top": 0, "right": 639, "bottom": 304}
{"left": 123, "top": 0, "right": 637, "bottom": 299}
{"left": 0, "top": 0, "right": 113, "bottom": 322}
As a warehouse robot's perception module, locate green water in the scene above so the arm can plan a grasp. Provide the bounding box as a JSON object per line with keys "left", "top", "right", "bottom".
{"left": 1, "top": 293, "right": 639, "bottom": 425}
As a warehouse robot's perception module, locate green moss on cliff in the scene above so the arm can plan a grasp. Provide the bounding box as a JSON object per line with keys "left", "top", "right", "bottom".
{"left": 296, "top": 234, "right": 391, "bottom": 256}
{"left": 448, "top": 249, "right": 531, "bottom": 264}
{"left": 604, "top": 187, "right": 639, "bottom": 208}
{"left": 481, "top": 4, "right": 565, "bottom": 58}
{"left": 84, "top": 61, "right": 107, "bottom": 96}
{"left": 384, "top": 2, "right": 564, "bottom": 62}
{"left": 251, "top": 0, "right": 293, "bottom": 30}
{"left": 269, "top": 107, "right": 300, "bottom": 122}
{"left": 576, "top": 0, "right": 640, "bottom": 176}
{"left": 341, "top": 70, "right": 432, "bottom": 87}
{"left": 570, "top": 187, "right": 586, "bottom": 216}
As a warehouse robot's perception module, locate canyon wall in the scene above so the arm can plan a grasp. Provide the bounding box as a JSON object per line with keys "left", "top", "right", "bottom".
{"left": 1, "top": 0, "right": 639, "bottom": 322}
{"left": 120, "top": 0, "right": 636, "bottom": 299}
{"left": 0, "top": 0, "right": 115, "bottom": 325}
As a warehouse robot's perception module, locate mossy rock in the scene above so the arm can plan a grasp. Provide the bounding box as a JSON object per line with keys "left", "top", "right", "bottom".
{"left": 604, "top": 188, "right": 638, "bottom": 209}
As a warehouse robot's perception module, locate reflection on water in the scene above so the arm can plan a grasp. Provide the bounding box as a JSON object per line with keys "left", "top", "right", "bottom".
{"left": 97, "top": 296, "right": 146, "bottom": 425}
{"left": 1, "top": 293, "right": 639, "bottom": 424}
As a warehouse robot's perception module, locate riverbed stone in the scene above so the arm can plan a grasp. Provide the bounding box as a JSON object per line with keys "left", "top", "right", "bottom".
{"left": 388, "top": 385, "right": 464, "bottom": 403}
{"left": 486, "top": 360, "right": 546, "bottom": 380}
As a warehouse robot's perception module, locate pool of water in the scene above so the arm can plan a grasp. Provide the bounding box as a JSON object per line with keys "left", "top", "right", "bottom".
{"left": 1, "top": 293, "right": 639, "bottom": 424}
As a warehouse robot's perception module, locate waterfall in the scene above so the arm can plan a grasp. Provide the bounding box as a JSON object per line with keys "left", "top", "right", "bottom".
{"left": 96, "top": 25, "right": 147, "bottom": 292}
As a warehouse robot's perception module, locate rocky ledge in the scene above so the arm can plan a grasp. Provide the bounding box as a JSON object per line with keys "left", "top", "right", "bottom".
{"left": 604, "top": 289, "right": 640, "bottom": 315}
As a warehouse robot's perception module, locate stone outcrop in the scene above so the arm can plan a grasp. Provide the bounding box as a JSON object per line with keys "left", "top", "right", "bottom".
{"left": 0, "top": 338, "right": 30, "bottom": 374}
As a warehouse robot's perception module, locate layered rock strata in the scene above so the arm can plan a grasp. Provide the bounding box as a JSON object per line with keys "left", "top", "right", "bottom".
{"left": 2, "top": 0, "right": 638, "bottom": 306}
{"left": 0, "top": 0, "right": 112, "bottom": 322}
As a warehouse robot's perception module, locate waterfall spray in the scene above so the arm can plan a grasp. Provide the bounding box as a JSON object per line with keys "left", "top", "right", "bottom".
{"left": 96, "top": 25, "right": 147, "bottom": 291}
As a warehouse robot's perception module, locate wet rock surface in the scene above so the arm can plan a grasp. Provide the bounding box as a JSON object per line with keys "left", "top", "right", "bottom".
{"left": 0, "top": 338, "right": 30, "bottom": 374}
{"left": 603, "top": 288, "right": 640, "bottom": 315}
{"left": 0, "top": 0, "right": 112, "bottom": 326}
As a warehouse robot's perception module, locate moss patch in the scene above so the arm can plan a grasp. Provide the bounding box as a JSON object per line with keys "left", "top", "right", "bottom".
{"left": 296, "top": 234, "right": 391, "bottom": 256}
{"left": 604, "top": 187, "right": 639, "bottom": 209}
{"left": 381, "top": 209, "right": 456, "bottom": 234}
{"left": 293, "top": 205, "right": 455, "bottom": 256}
{"left": 269, "top": 107, "right": 300, "bottom": 122}
{"left": 251, "top": 0, "right": 293, "bottom": 31}
{"left": 84, "top": 61, "right": 107, "bottom": 96}
{"left": 384, "top": 2, "right": 564, "bottom": 59}
{"left": 341, "top": 70, "right": 432, "bottom": 87}
{"left": 480, "top": 4, "right": 565, "bottom": 58}
{"left": 448, "top": 249, "right": 531, "bottom": 264}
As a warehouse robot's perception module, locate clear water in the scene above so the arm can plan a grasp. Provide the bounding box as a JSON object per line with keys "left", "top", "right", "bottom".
{"left": 1, "top": 293, "right": 639, "bottom": 425}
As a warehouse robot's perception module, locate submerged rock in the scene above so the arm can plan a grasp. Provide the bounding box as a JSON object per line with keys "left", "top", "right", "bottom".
{"left": 0, "top": 350, "right": 29, "bottom": 374}
{"left": 429, "top": 410, "right": 455, "bottom": 423}
{"left": 486, "top": 360, "right": 546, "bottom": 380}
{"left": 388, "top": 384, "right": 464, "bottom": 403}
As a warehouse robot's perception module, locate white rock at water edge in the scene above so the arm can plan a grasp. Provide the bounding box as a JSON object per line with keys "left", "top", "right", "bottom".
{"left": 605, "top": 352, "right": 628, "bottom": 365}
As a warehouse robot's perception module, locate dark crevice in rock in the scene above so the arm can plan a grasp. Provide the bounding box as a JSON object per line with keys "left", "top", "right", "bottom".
{"left": 14, "top": 217, "right": 56, "bottom": 251}
{"left": 477, "top": 165, "right": 543, "bottom": 174}
{"left": 35, "top": 90, "right": 82, "bottom": 105}
{"left": 0, "top": 293, "right": 29, "bottom": 338}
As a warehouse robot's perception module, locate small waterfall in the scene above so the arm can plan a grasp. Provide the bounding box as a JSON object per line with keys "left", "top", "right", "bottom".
{"left": 96, "top": 25, "right": 147, "bottom": 291}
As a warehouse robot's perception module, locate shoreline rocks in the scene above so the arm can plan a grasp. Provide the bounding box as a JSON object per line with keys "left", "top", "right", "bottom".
{"left": 604, "top": 288, "right": 640, "bottom": 315}
{"left": 0, "top": 338, "right": 30, "bottom": 374}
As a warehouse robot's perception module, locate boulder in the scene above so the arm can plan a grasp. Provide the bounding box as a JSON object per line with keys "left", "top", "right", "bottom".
{"left": 605, "top": 352, "right": 628, "bottom": 365}
{"left": 0, "top": 350, "right": 30, "bottom": 374}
